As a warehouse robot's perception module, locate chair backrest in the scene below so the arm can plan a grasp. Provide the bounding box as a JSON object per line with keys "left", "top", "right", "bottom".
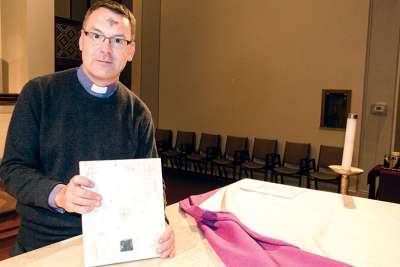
{"left": 224, "top": 136, "right": 248, "bottom": 159}
{"left": 198, "top": 133, "right": 221, "bottom": 154}
{"left": 318, "top": 145, "right": 343, "bottom": 169}
{"left": 155, "top": 129, "right": 173, "bottom": 150}
{"left": 283, "top": 142, "right": 310, "bottom": 165}
{"left": 175, "top": 131, "right": 196, "bottom": 151}
{"left": 252, "top": 138, "right": 277, "bottom": 161}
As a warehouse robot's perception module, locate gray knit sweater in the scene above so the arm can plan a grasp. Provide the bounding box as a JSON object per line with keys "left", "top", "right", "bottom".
{"left": 0, "top": 68, "right": 157, "bottom": 251}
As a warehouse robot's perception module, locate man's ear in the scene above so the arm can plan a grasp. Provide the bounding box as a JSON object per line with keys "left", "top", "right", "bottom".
{"left": 79, "top": 30, "right": 84, "bottom": 51}
{"left": 127, "top": 42, "right": 135, "bottom": 62}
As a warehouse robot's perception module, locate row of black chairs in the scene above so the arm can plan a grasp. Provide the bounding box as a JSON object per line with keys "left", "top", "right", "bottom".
{"left": 155, "top": 129, "right": 344, "bottom": 192}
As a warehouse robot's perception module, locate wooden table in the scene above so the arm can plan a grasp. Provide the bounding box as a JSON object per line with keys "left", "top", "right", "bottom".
{"left": 1, "top": 179, "right": 400, "bottom": 267}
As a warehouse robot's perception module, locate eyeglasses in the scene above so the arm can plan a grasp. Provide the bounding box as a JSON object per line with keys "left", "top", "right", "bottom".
{"left": 83, "top": 30, "right": 132, "bottom": 49}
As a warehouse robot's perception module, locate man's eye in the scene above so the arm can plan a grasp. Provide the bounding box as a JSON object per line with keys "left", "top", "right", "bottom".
{"left": 93, "top": 33, "right": 101, "bottom": 39}
{"left": 114, "top": 38, "right": 123, "bottom": 44}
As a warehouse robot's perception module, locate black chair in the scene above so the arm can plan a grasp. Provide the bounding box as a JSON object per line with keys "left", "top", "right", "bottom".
{"left": 162, "top": 131, "right": 196, "bottom": 169}
{"left": 155, "top": 129, "right": 173, "bottom": 154}
{"left": 185, "top": 133, "right": 221, "bottom": 174}
{"left": 155, "top": 129, "right": 173, "bottom": 165}
{"left": 240, "top": 138, "right": 279, "bottom": 180}
{"left": 307, "top": 145, "right": 343, "bottom": 193}
{"left": 213, "top": 136, "right": 249, "bottom": 181}
{"left": 272, "top": 142, "right": 311, "bottom": 186}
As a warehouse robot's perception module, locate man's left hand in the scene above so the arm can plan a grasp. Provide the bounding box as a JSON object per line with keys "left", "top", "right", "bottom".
{"left": 157, "top": 225, "right": 175, "bottom": 258}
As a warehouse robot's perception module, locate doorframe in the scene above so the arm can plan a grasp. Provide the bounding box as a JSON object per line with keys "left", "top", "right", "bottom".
{"left": 391, "top": 28, "right": 400, "bottom": 151}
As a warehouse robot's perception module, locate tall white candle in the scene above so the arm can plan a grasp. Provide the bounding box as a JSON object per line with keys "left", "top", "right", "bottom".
{"left": 341, "top": 114, "right": 358, "bottom": 171}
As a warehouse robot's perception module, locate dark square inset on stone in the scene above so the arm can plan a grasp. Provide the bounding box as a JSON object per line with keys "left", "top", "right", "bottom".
{"left": 120, "top": 239, "right": 133, "bottom": 252}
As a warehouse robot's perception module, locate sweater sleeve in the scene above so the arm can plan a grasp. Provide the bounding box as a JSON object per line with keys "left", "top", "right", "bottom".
{"left": 136, "top": 110, "right": 158, "bottom": 159}
{"left": 0, "top": 81, "right": 61, "bottom": 210}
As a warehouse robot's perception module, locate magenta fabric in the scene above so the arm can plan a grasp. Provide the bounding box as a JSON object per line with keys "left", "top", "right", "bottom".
{"left": 179, "top": 189, "right": 352, "bottom": 267}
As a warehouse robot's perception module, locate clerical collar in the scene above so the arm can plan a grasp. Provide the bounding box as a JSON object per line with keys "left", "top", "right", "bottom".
{"left": 77, "top": 66, "right": 118, "bottom": 98}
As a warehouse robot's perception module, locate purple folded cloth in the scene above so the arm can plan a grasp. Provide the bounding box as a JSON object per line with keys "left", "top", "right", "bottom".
{"left": 179, "top": 189, "right": 352, "bottom": 267}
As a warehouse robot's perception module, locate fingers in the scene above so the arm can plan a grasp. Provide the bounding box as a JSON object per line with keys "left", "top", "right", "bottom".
{"left": 160, "top": 246, "right": 175, "bottom": 259}
{"left": 55, "top": 175, "right": 102, "bottom": 214}
{"left": 71, "top": 175, "right": 95, "bottom": 188}
{"left": 157, "top": 227, "right": 175, "bottom": 259}
{"left": 72, "top": 185, "right": 101, "bottom": 201}
{"left": 71, "top": 194, "right": 101, "bottom": 207}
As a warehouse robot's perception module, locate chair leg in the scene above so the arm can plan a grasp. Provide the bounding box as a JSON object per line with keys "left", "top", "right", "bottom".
{"left": 298, "top": 176, "right": 302, "bottom": 187}
{"left": 281, "top": 175, "right": 284, "bottom": 184}
{"left": 197, "top": 162, "right": 202, "bottom": 173}
{"left": 223, "top": 167, "right": 228, "bottom": 183}
{"left": 315, "top": 180, "right": 319, "bottom": 190}
{"left": 193, "top": 161, "right": 198, "bottom": 173}
{"left": 233, "top": 166, "right": 236, "bottom": 180}
{"left": 250, "top": 170, "right": 254, "bottom": 179}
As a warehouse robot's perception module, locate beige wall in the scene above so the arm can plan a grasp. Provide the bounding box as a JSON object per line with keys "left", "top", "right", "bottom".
{"left": 0, "top": 108, "right": 13, "bottom": 159}
{"left": 0, "top": 0, "right": 54, "bottom": 158}
{"left": 0, "top": 2, "right": 2, "bottom": 89}
{"left": 132, "top": 0, "right": 143, "bottom": 96}
{"left": 1, "top": 0, "right": 28, "bottom": 93}
{"left": 1, "top": 0, "right": 53, "bottom": 91}
{"left": 359, "top": 0, "right": 400, "bottom": 194}
{"left": 159, "top": 0, "right": 369, "bottom": 178}
{"left": 139, "top": 0, "right": 160, "bottom": 125}
{"left": 55, "top": 0, "right": 70, "bottom": 19}
{"left": 26, "top": 1, "right": 54, "bottom": 79}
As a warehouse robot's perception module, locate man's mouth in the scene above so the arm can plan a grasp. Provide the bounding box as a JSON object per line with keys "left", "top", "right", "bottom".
{"left": 97, "top": 59, "right": 112, "bottom": 64}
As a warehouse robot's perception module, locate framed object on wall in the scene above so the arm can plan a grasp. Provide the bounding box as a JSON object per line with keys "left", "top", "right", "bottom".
{"left": 55, "top": 16, "right": 82, "bottom": 72}
{"left": 0, "top": 94, "right": 19, "bottom": 105}
{"left": 320, "top": 89, "right": 351, "bottom": 129}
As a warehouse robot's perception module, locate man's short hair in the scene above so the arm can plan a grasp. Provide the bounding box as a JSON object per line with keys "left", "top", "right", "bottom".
{"left": 82, "top": 0, "right": 136, "bottom": 41}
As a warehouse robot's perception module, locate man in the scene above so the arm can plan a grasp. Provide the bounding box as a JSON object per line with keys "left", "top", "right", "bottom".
{"left": 0, "top": 0, "right": 175, "bottom": 258}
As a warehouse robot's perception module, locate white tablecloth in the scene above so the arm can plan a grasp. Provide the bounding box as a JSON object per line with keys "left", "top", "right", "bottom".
{"left": 200, "top": 179, "right": 400, "bottom": 267}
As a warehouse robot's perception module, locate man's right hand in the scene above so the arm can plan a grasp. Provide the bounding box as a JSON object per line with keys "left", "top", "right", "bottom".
{"left": 54, "top": 175, "right": 102, "bottom": 214}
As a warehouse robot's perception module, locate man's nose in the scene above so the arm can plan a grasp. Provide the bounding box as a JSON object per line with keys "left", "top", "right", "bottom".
{"left": 99, "top": 38, "right": 112, "bottom": 52}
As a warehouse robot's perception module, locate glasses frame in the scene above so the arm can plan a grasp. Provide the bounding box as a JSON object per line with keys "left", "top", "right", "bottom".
{"left": 82, "top": 30, "right": 133, "bottom": 49}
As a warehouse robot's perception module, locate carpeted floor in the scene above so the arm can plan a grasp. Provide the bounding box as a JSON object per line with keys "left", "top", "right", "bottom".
{"left": 163, "top": 166, "right": 340, "bottom": 205}
{"left": 163, "top": 167, "right": 232, "bottom": 205}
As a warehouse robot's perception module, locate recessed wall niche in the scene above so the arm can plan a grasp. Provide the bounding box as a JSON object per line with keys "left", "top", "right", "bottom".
{"left": 320, "top": 89, "right": 352, "bottom": 129}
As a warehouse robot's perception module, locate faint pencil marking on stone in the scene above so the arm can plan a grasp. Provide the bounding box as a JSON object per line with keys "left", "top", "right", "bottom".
{"left": 90, "top": 241, "right": 100, "bottom": 259}
{"left": 120, "top": 207, "right": 129, "bottom": 223}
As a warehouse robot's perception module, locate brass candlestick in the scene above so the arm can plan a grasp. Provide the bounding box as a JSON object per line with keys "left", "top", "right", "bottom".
{"left": 329, "top": 165, "right": 364, "bottom": 195}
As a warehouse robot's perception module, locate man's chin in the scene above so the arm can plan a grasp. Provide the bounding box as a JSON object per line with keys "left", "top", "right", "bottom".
{"left": 91, "top": 72, "right": 118, "bottom": 84}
